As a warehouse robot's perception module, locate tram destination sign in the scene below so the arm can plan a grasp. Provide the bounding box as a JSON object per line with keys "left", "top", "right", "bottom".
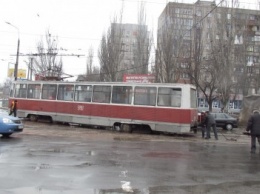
{"left": 123, "top": 74, "right": 155, "bottom": 83}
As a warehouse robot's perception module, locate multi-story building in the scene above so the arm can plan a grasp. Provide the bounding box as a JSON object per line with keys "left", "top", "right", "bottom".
{"left": 157, "top": 0, "right": 260, "bottom": 113}
{"left": 112, "top": 23, "right": 150, "bottom": 81}
{"left": 157, "top": 2, "right": 194, "bottom": 84}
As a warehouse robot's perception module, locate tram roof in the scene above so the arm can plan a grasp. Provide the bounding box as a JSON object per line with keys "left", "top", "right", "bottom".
{"left": 13, "top": 80, "right": 196, "bottom": 88}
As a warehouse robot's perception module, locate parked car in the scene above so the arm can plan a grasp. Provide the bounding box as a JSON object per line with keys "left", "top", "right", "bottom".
{"left": 0, "top": 113, "right": 23, "bottom": 137}
{"left": 211, "top": 112, "right": 238, "bottom": 130}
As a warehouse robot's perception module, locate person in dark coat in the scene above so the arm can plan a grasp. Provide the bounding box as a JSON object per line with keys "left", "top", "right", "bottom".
{"left": 9, "top": 100, "right": 18, "bottom": 117}
{"left": 203, "top": 111, "right": 218, "bottom": 140}
{"left": 246, "top": 110, "right": 260, "bottom": 153}
{"left": 200, "top": 111, "right": 207, "bottom": 138}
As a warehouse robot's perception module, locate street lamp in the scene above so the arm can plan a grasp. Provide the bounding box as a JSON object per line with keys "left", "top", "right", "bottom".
{"left": 6, "top": 22, "right": 20, "bottom": 81}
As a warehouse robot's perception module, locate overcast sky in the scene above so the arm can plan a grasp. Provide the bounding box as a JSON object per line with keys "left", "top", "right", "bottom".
{"left": 0, "top": 0, "right": 256, "bottom": 84}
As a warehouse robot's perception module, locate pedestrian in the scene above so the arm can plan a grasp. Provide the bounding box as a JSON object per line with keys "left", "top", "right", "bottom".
{"left": 9, "top": 100, "right": 18, "bottom": 117}
{"left": 246, "top": 110, "right": 260, "bottom": 154}
{"left": 204, "top": 111, "right": 218, "bottom": 140}
{"left": 201, "top": 124, "right": 207, "bottom": 138}
{"left": 200, "top": 111, "right": 206, "bottom": 138}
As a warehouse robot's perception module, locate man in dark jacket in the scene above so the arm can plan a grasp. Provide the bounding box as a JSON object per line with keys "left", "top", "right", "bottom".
{"left": 246, "top": 110, "right": 260, "bottom": 153}
{"left": 203, "top": 111, "right": 218, "bottom": 140}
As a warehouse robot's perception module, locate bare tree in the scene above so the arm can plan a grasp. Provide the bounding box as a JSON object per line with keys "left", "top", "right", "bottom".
{"left": 184, "top": 2, "right": 221, "bottom": 112}
{"left": 132, "top": 2, "right": 153, "bottom": 74}
{"left": 84, "top": 46, "right": 100, "bottom": 81}
{"left": 186, "top": 1, "right": 242, "bottom": 112}
{"left": 98, "top": 7, "right": 124, "bottom": 82}
{"left": 208, "top": 0, "right": 240, "bottom": 112}
{"left": 188, "top": 22, "right": 219, "bottom": 112}
{"left": 86, "top": 46, "right": 94, "bottom": 75}
{"left": 156, "top": 4, "right": 189, "bottom": 83}
{"left": 29, "top": 29, "right": 63, "bottom": 80}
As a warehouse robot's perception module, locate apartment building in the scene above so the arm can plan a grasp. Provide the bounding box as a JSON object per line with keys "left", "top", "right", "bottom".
{"left": 111, "top": 23, "right": 150, "bottom": 81}
{"left": 157, "top": 0, "right": 260, "bottom": 112}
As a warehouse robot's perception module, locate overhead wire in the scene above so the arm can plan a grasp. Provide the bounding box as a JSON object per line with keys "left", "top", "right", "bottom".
{"left": 84, "top": 0, "right": 227, "bottom": 77}
{"left": 1, "top": 0, "right": 257, "bottom": 76}
{"left": 0, "top": 0, "right": 252, "bottom": 55}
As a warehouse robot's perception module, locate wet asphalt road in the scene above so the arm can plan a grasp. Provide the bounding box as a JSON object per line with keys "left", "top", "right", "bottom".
{"left": 0, "top": 121, "right": 260, "bottom": 194}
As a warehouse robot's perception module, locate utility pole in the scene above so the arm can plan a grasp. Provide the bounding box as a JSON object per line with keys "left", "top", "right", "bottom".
{"left": 30, "top": 58, "right": 33, "bottom": 80}
{"left": 6, "top": 22, "right": 20, "bottom": 81}
{"left": 28, "top": 57, "right": 33, "bottom": 80}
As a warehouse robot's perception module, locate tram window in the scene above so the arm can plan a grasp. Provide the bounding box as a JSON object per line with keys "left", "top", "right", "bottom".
{"left": 158, "top": 87, "right": 181, "bottom": 107}
{"left": 27, "top": 84, "right": 41, "bottom": 99}
{"left": 42, "top": 84, "right": 57, "bottom": 100}
{"left": 134, "top": 86, "right": 156, "bottom": 106}
{"left": 14, "top": 84, "right": 27, "bottom": 98}
{"left": 92, "top": 85, "right": 111, "bottom": 103}
{"left": 57, "top": 85, "right": 74, "bottom": 101}
{"left": 112, "top": 86, "right": 132, "bottom": 104}
{"left": 74, "top": 85, "right": 92, "bottom": 102}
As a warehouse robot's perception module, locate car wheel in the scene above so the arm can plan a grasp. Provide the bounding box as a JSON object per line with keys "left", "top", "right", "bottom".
{"left": 2, "top": 133, "right": 12, "bottom": 138}
{"left": 225, "top": 124, "right": 233, "bottom": 130}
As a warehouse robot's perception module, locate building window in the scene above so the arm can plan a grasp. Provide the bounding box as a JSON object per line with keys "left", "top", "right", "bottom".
{"left": 252, "top": 26, "right": 257, "bottom": 31}
{"left": 232, "top": 76, "right": 237, "bottom": 83}
{"left": 256, "top": 68, "right": 260, "bottom": 74}
{"left": 247, "top": 56, "right": 253, "bottom": 66}
{"left": 253, "top": 56, "right": 259, "bottom": 63}
{"left": 198, "top": 98, "right": 209, "bottom": 108}
{"left": 247, "top": 45, "right": 254, "bottom": 52}
{"left": 196, "top": 10, "right": 201, "bottom": 16}
{"left": 227, "top": 14, "right": 231, "bottom": 20}
{"left": 253, "top": 36, "right": 260, "bottom": 41}
{"left": 181, "top": 73, "right": 189, "bottom": 78}
{"left": 235, "top": 35, "right": 243, "bottom": 44}
{"left": 180, "top": 62, "right": 188, "bottom": 68}
{"left": 249, "top": 15, "right": 255, "bottom": 20}
{"left": 207, "top": 33, "right": 210, "bottom": 39}
{"left": 247, "top": 66, "right": 253, "bottom": 73}
{"left": 254, "top": 46, "right": 259, "bottom": 52}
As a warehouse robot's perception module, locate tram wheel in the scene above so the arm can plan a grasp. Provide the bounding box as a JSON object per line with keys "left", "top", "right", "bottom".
{"left": 29, "top": 114, "right": 38, "bottom": 122}
{"left": 121, "top": 124, "right": 132, "bottom": 133}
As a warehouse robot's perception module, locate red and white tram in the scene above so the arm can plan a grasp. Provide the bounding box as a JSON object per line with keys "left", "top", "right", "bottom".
{"left": 9, "top": 81, "right": 198, "bottom": 133}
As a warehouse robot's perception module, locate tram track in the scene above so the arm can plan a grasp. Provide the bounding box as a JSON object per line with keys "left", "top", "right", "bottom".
{"left": 20, "top": 120, "right": 251, "bottom": 145}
